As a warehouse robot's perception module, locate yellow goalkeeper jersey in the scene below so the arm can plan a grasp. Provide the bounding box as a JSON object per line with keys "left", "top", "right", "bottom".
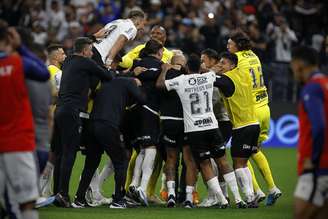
{"left": 235, "top": 50, "right": 268, "bottom": 108}
{"left": 119, "top": 44, "right": 173, "bottom": 68}
{"left": 223, "top": 67, "right": 259, "bottom": 129}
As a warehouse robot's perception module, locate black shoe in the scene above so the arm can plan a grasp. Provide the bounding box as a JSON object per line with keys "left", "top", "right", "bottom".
{"left": 167, "top": 195, "right": 176, "bottom": 208}
{"left": 183, "top": 200, "right": 194, "bottom": 208}
{"left": 236, "top": 200, "right": 247, "bottom": 209}
{"left": 246, "top": 200, "right": 259, "bottom": 208}
{"left": 126, "top": 186, "right": 139, "bottom": 202}
{"left": 54, "top": 193, "right": 71, "bottom": 208}
{"left": 110, "top": 199, "right": 127, "bottom": 209}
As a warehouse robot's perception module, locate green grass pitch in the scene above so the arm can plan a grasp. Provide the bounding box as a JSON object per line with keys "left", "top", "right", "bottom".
{"left": 40, "top": 148, "right": 296, "bottom": 219}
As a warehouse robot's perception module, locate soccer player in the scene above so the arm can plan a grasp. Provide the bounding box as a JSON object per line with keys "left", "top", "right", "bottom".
{"left": 0, "top": 23, "right": 49, "bottom": 219}
{"left": 121, "top": 25, "right": 174, "bottom": 204}
{"left": 215, "top": 52, "right": 260, "bottom": 207}
{"left": 291, "top": 46, "right": 328, "bottom": 219}
{"left": 156, "top": 55, "right": 232, "bottom": 208}
{"left": 92, "top": 9, "right": 146, "bottom": 67}
{"left": 200, "top": 48, "right": 232, "bottom": 207}
{"left": 53, "top": 37, "right": 113, "bottom": 207}
{"left": 37, "top": 44, "right": 66, "bottom": 200}
{"left": 120, "top": 25, "right": 174, "bottom": 68}
{"left": 47, "top": 44, "right": 66, "bottom": 92}
{"left": 85, "top": 10, "right": 146, "bottom": 204}
{"left": 227, "top": 30, "right": 282, "bottom": 205}
{"left": 126, "top": 40, "right": 164, "bottom": 206}
{"left": 72, "top": 76, "right": 146, "bottom": 209}
{"left": 158, "top": 52, "right": 197, "bottom": 208}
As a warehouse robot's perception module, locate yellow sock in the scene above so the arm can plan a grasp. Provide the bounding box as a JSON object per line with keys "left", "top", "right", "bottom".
{"left": 125, "top": 149, "right": 137, "bottom": 190}
{"left": 146, "top": 153, "right": 163, "bottom": 196}
{"left": 251, "top": 150, "right": 276, "bottom": 190}
{"left": 247, "top": 161, "right": 261, "bottom": 192}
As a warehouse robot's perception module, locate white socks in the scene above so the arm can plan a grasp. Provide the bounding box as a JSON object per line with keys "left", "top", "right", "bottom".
{"left": 206, "top": 177, "right": 227, "bottom": 204}
{"left": 167, "top": 180, "right": 175, "bottom": 197}
{"left": 219, "top": 181, "right": 228, "bottom": 198}
{"left": 223, "top": 172, "right": 242, "bottom": 202}
{"left": 186, "top": 185, "right": 194, "bottom": 203}
{"left": 130, "top": 149, "right": 145, "bottom": 187}
{"left": 243, "top": 167, "right": 254, "bottom": 194}
{"left": 139, "top": 148, "right": 157, "bottom": 192}
{"left": 235, "top": 168, "right": 253, "bottom": 202}
{"left": 89, "top": 169, "right": 100, "bottom": 192}
{"left": 98, "top": 159, "right": 114, "bottom": 189}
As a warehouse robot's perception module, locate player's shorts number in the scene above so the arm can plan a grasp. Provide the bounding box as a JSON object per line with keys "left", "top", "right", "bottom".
{"left": 190, "top": 91, "right": 211, "bottom": 115}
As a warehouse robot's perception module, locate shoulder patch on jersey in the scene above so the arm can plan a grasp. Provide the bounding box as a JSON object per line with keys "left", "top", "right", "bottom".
{"left": 188, "top": 78, "right": 197, "bottom": 85}
{"left": 196, "top": 76, "right": 208, "bottom": 85}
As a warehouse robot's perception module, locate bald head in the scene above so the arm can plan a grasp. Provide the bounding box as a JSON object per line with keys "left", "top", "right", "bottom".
{"left": 150, "top": 25, "right": 166, "bottom": 45}
{"left": 171, "top": 52, "right": 186, "bottom": 67}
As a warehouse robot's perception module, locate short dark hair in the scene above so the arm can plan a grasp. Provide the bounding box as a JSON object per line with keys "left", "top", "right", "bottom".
{"left": 291, "top": 46, "right": 319, "bottom": 66}
{"left": 73, "top": 37, "right": 93, "bottom": 53}
{"left": 201, "top": 48, "right": 219, "bottom": 60}
{"left": 139, "top": 39, "right": 163, "bottom": 58}
{"left": 47, "top": 44, "right": 63, "bottom": 54}
{"left": 0, "top": 19, "right": 8, "bottom": 42}
{"left": 187, "top": 54, "right": 201, "bottom": 73}
{"left": 128, "top": 10, "right": 145, "bottom": 20}
{"left": 220, "top": 52, "right": 238, "bottom": 66}
{"left": 229, "top": 29, "right": 252, "bottom": 51}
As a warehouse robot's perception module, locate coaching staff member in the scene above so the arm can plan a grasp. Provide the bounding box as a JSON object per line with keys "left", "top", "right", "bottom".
{"left": 72, "top": 77, "right": 146, "bottom": 209}
{"left": 53, "top": 37, "right": 114, "bottom": 207}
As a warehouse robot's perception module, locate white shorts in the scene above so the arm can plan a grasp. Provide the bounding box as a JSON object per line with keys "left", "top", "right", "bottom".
{"left": 0, "top": 152, "right": 39, "bottom": 206}
{"left": 294, "top": 172, "right": 328, "bottom": 207}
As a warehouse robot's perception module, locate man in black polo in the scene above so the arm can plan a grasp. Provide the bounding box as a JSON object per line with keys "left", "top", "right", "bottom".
{"left": 53, "top": 37, "right": 114, "bottom": 207}
{"left": 72, "top": 76, "right": 146, "bottom": 209}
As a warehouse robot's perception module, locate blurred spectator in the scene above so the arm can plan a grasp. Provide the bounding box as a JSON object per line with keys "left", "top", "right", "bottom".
{"left": 98, "top": 0, "right": 120, "bottom": 25}
{"left": 147, "top": 0, "right": 164, "bottom": 26}
{"left": 267, "top": 14, "right": 297, "bottom": 62}
{"left": 200, "top": 15, "right": 220, "bottom": 51}
{"left": 320, "top": 35, "right": 328, "bottom": 74}
{"left": 122, "top": 0, "right": 142, "bottom": 18}
{"left": 31, "top": 21, "right": 48, "bottom": 45}
{"left": 247, "top": 21, "right": 269, "bottom": 63}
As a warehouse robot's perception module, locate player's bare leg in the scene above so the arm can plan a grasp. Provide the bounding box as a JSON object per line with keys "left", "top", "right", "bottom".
{"left": 199, "top": 159, "right": 228, "bottom": 208}
{"left": 165, "top": 147, "right": 178, "bottom": 207}
{"left": 182, "top": 145, "right": 197, "bottom": 208}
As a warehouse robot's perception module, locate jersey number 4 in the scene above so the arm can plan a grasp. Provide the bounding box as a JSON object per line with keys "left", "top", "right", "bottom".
{"left": 190, "top": 91, "right": 211, "bottom": 115}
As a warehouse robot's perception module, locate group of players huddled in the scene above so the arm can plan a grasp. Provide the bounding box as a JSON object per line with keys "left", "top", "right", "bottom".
{"left": 1, "top": 9, "right": 285, "bottom": 217}
{"left": 38, "top": 9, "right": 283, "bottom": 209}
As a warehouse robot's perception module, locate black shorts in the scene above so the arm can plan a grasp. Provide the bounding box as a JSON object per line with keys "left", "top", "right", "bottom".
{"left": 231, "top": 124, "right": 260, "bottom": 158}
{"left": 187, "top": 128, "right": 225, "bottom": 162}
{"left": 120, "top": 107, "right": 139, "bottom": 150}
{"left": 160, "top": 119, "right": 185, "bottom": 149}
{"left": 135, "top": 105, "right": 160, "bottom": 147}
{"left": 218, "top": 120, "right": 232, "bottom": 143}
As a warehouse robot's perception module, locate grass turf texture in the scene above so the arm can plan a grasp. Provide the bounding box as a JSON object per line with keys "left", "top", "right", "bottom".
{"left": 40, "top": 148, "right": 296, "bottom": 219}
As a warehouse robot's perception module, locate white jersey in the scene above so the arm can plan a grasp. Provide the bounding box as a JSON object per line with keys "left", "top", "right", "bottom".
{"left": 93, "top": 19, "right": 137, "bottom": 63}
{"left": 165, "top": 71, "right": 218, "bottom": 133}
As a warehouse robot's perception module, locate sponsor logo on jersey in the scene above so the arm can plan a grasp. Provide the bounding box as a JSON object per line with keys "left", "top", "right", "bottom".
{"left": 242, "top": 144, "right": 251, "bottom": 150}
{"left": 0, "top": 65, "right": 13, "bottom": 77}
{"left": 188, "top": 78, "right": 197, "bottom": 85}
{"left": 194, "top": 117, "right": 213, "bottom": 126}
{"left": 196, "top": 76, "right": 208, "bottom": 85}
